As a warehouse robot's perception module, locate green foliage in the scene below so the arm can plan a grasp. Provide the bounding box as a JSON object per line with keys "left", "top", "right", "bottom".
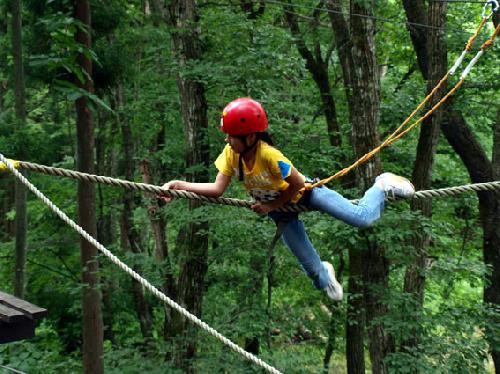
{"left": 0, "top": 0, "right": 498, "bottom": 372}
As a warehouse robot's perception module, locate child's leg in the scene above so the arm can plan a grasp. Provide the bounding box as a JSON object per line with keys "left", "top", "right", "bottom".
{"left": 269, "top": 213, "right": 330, "bottom": 289}
{"left": 308, "top": 185, "right": 385, "bottom": 228}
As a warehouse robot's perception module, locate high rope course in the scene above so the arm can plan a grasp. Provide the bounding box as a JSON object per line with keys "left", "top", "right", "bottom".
{"left": 1, "top": 2, "right": 498, "bottom": 373}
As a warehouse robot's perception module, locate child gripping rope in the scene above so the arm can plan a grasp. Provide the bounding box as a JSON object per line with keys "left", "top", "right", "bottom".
{"left": 161, "top": 98, "right": 415, "bottom": 301}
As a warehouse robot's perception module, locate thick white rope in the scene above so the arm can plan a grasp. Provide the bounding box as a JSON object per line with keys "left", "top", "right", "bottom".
{"left": 0, "top": 153, "right": 283, "bottom": 374}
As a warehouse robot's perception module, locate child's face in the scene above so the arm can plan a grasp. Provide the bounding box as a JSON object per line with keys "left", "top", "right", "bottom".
{"left": 225, "top": 135, "right": 247, "bottom": 154}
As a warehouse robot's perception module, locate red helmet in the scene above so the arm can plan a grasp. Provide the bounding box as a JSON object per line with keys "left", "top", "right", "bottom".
{"left": 220, "top": 98, "right": 268, "bottom": 135}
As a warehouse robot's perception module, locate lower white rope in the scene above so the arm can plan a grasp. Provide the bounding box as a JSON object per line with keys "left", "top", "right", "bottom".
{"left": 0, "top": 153, "right": 283, "bottom": 374}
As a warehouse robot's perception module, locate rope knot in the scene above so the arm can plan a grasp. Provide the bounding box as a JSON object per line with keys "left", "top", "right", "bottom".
{"left": 481, "top": 39, "right": 493, "bottom": 50}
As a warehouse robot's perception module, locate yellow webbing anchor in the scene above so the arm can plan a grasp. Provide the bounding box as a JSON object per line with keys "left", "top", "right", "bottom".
{"left": 0, "top": 159, "right": 20, "bottom": 172}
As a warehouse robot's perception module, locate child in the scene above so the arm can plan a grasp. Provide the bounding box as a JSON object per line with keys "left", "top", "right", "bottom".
{"left": 162, "top": 98, "right": 414, "bottom": 301}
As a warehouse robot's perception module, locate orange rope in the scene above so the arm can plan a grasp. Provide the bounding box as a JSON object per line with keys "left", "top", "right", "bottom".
{"left": 466, "top": 17, "right": 488, "bottom": 51}
{"left": 307, "top": 17, "right": 498, "bottom": 190}
{"left": 481, "top": 23, "right": 500, "bottom": 50}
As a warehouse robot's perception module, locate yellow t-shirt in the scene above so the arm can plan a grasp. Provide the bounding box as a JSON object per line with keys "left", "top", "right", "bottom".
{"left": 214, "top": 141, "right": 305, "bottom": 203}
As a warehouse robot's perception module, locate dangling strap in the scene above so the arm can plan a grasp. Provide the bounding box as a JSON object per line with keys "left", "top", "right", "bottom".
{"left": 269, "top": 220, "right": 288, "bottom": 250}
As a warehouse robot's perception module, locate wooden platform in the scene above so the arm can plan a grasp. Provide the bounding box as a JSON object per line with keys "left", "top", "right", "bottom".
{"left": 0, "top": 291, "right": 47, "bottom": 344}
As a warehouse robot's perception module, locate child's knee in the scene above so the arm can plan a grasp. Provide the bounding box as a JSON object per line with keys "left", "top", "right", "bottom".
{"left": 351, "top": 212, "right": 376, "bottom": 228}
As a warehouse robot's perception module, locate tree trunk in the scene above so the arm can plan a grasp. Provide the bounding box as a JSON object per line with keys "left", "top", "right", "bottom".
{"left": 328, "top": 0, "right": 393, "bottom": 373}
{"left": 11, "top": 0, "right": 28, "bottom": 300}
{"left": 11, "top": 0, "right": 25, "bottom": 121}
{"left": 403, "top": 5, "right": 500, "bottom": 371}
{"left": 247, "top": 253, "right": 265, "bottom": 354}
{"left": 152, "top": 0, "right": 210, "bottom": 371}
{"left": 138, "top": 159, "right": 176, "bottom": 342}
{"left": 74, "top": 1, "right": 103, "bottom": 373}
{"left": 327, "top": 5, "right": 366, "bottom": 371}
{"left": 490, "top": 109, "right": 500, "bottom": 370}
{"left": 0, "top": 3, "right": 8, "bottom": 113}
{"left": 283, "top": 3, "right": 341, "bottom": 147}
{"left": 346, "top": 248, "right": 365, "bottom": 373}
{"left": 138, "top": 160, "right": 170, "bottom": 265}
{"left": 13, "top": 144, "right": 27, "bottom": 301}
{"left": 117, "top": 84, "right": 152, "bottom": 340}
{"left": 401, "top": 0, "right": 428, "bottom": 80}
{"left": 442, "top": 109, "right": 500, "bottom": 372}
{"left": 402, "top": 0, "right": 447, "bottom": 361}
{"left": 328, "top": 0, "right": 394, "bottom": 372}
{"left": 95, "top": 105, "right": 118, "bottom": 345}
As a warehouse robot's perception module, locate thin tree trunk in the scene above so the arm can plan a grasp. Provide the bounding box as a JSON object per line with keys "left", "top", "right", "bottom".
{"left": 239, "top": 249, "right": 265, "bottom": 356}
{"left": 0, "top": 3, "right": 8, "bottom": 113}
{"left": 0, "top": 9, "right": 13, "bottom": 240}
{"left": 11, "top": 0, "right": 28, "bottom": 299}
{"left": 138, "top": 159, "right": 176, "bottom": 342}
{"left": 327, "top": 4, "right": 366, "bottom": 371}
{"left": 117, "top": 84, "right": 152, "bottom": 340}
{"left": 11, "top": 0, "right": 25, "bottom": 121}
{"left": 0, "top": 177, "right": 15, "bottom": 236}
{"left": 401, "top": 0, "right": 429, "bottom": 79}
{"left": 345, "top": 247, "right": 365, "bottom": 373}
{"left": 14, "top": 179, "right": 27, "bottom": 300}
{"left": 402, "top": 0, "right": 447, "bottom": 362}
{"left": 138, "top": 160, "right": 170, "bottom": 264}
{"left": 283, "top": 3, "right": 341, "bottom": 147}
{"left": 266, "top": 240, "right": 275, "bottom": 350}
{"left": 95, "top": 105, "right": 117, "bottom": 345}
{"left": 74, "top": 1, "right": 103, "bottom": 372}
{"left": 322, "top": 257, "right": 344, "bottom": 371}
{"left": 164, "top": 1, "right": 210, "bottom": 370}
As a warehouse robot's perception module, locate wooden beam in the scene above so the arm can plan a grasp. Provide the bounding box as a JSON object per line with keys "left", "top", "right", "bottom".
{"left": 0, "top": 291, "right": 47, "bottom": 319}
{"left": 0, "top": 303, "right": 25, "bottom": 323}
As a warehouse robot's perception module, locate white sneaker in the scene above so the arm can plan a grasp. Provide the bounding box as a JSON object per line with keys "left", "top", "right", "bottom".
{"left": 375, "top": 172, "right": 415, "bottom": 198}
{"left": 322, "top": 261, "right": 343, "bottom": 301}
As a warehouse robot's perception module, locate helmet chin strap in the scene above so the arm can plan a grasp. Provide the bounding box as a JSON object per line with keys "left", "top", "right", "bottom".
{"left": 238, "top": 135, "right": 259, "bottom": 182}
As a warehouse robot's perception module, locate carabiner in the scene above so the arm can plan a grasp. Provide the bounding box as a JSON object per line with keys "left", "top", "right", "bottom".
{"left": 482, "top": 0, "right": 499, "bottom": 19}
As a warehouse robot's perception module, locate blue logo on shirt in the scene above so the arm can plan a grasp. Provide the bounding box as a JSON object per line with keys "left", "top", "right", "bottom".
{"left": 277, "top": 160, "right": 291, "bottom": 179}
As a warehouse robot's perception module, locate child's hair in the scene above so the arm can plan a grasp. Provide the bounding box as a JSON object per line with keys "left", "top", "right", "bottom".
{"left": 237, "top": 131, "right": 275, "bottom": 181}
{"left": 256, "top": 131, "right": 274, "bottom": 146}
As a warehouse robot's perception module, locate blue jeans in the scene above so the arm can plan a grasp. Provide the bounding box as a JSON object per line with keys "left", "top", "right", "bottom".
{"left": 268, "top": 185, "right": 385, "bottom": 290}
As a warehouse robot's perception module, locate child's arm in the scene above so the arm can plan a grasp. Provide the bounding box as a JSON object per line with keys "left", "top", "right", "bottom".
{"left": 251, "top": 167, "right": 305, "bottom": 214}
{"left": 161, "top": 172, "right": 231, "bottom": 202}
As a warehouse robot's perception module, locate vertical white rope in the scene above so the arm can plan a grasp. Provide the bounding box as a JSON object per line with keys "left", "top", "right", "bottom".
{"left": 0, "top": 153, "right": 283, "bottom": 374}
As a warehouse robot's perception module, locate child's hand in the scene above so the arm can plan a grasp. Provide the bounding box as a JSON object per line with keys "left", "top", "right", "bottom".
{"left": 159, "top": 180, "right": 184, "bottom": 203}
{"left": 251, "top": 202, "right": 275, "bottom": 214}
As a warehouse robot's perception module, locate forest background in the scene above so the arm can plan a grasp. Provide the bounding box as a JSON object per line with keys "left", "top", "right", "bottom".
{"left": 0, "top": 0, "right": 499, "bottom": 373}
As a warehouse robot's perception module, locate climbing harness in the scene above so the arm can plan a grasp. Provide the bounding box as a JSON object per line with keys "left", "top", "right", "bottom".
{"left": 308, "top": 1, "right": 500, "bottom": 189}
